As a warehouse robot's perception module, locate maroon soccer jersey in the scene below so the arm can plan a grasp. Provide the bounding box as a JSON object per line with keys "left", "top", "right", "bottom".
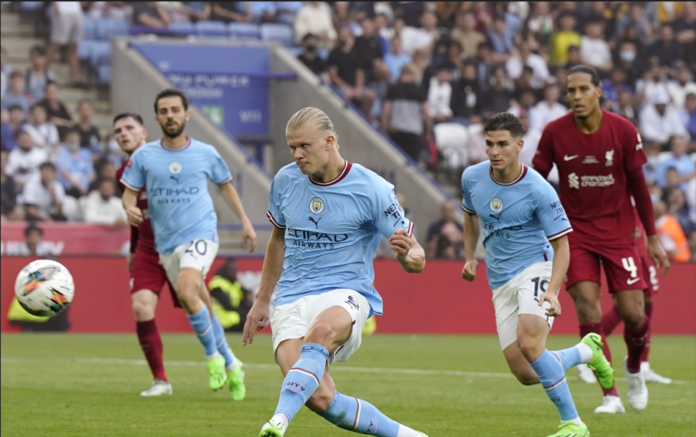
{"left": 533, "top": 111, "right": 647, "bottom": 245}
{"left": 117, "top": 160, "right": 156, "bottom": 252}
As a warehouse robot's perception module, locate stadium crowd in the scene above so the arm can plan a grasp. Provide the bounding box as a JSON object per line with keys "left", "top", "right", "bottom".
{"left": 1, "top": 1, "right": 695, "bottom": 262}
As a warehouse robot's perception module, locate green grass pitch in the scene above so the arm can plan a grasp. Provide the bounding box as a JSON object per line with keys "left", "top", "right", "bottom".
{"left": 1, "top": 333, "right": 694, "bottom": 436}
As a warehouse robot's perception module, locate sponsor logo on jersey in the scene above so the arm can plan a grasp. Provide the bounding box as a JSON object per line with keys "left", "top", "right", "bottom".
{"left": 310, "top": 197, "right": 324, "bottom": 214}
{"left": 605, "top": 149, "right": 614, "bottom": 167}
{"left": 583, "top": 155, "right": 599, "bottom": 164}
{"left": 286, "top": 228, "right": 349, "bottom": 250}
{"left": 569, "top": 172, "right": 615, "bottom": 189}
{"left": 489, "top": 198, "right": 503, "bottom": 212}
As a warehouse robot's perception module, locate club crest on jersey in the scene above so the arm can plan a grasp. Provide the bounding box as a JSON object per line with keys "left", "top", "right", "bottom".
{"left": 489, "top": 198, "right": 503, "bottom": 213}
{"left": 169, "top": 161, "right": 182, "bottom": 174}
{"left": 605, "top": 150, "right": 614, "bottom": 167}
{"left": 310, "top": 197, "right": 324, "bottom": 214}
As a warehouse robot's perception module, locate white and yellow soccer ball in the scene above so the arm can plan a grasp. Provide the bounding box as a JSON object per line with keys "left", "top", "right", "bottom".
{"left": 14, "top": 260, "right": 75, "bottom": 317}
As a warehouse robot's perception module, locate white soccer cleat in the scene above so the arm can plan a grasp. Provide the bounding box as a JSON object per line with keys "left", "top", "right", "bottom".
{"left": 576, "top": 363, "right": 598, "bottom": 384}
{"left": 641, "top": 362, "right": 673, "bottom": 384}
{"left": 624, "top": 358, "right": 648, "bottom": 410}
{"left": 593, "top": 395, "right": 626, "bottom": 414}
{"left": 140, "top": 379, "right": 173, "bottom": 397}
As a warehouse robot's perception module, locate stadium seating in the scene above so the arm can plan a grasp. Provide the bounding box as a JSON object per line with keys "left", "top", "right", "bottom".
{"left": 95, "top": 18, "right": 131, "bottom": 40}
{"left": 195, "top": 21, "right": 227, "bottom": 38}
{"left": 260, "top": 23, "right": 294, "bottom": 46}
{"left": 169, "top": 21, "right": 195, "bottom": 36}
{"left": 83, "top": 16, "right": 97, "bottom": 40}
{"left": 228, "top": 22, "right": 261, "bottom": 41}
{"left": 434, "top": 123, "right": 469, "bottom": 170}
{"left": 18, "top": 1, "right": 42, "bottom": 11}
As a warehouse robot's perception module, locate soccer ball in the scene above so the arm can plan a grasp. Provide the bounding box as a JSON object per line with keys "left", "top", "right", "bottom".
{"left": 14, "top": 260, "right": 75, "bottom": 317}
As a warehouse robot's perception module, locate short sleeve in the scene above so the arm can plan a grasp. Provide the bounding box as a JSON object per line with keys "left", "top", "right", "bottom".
{"left": 372, "top": 183, "right": 413, "bottom": 240}
{"left": 120, "top": 150, "right": 145, "bottom": 191}
{"left": 21, "top": 181, "right": 40, "bottom": 205}
{"left": 266, "top": 176, "right": 286, "bottom": 229}
{"left": 623, "top": 127, "right": 647, "bottom": 172}
{"left": 533, "top": 128, "right": 555, "bottom": 178}
{"left": 461, "top": 170, "right": 475, "bottom": 214}
{"left": 208, "top": 147, "right": 233, "bottom": 185}
{"left": 535, "top": 182, "right": 573, "bottom": 241}
{"left": 53, "top": 182, "right": 65, "bottom": 203}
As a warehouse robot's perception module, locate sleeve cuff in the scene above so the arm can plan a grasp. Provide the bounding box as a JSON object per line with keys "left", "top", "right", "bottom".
{"left": 266, "top": 211, "right": 286, "bottom": 229}
{"left": 462, "top": 204, "right": 476, "bottom": 214}
{"left": 407, "top": 221, "right": 414, "bottom": 237}
{"left": 216, "top": 175, "right": 234, "bottom": 186}
{"left": 547, "top": 227, "right": 573, "bottom": 241}
{"left": 120, "top": 179, "right": 142, "bottom": 192}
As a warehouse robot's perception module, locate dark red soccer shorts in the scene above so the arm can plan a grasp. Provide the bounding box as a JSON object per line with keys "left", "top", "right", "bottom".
{"left": 567, "top": 236, "right": 647, "bottom": 293}
{"left": 640, "top": 253, "right": 659, "bottom": 297}
{"left": 130, "top": 247, "right": 181, "bottom": 308}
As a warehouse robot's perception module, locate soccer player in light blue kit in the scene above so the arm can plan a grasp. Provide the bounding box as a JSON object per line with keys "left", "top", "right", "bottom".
{"left": 243, "top": 107, "right": 428, "bottom": 437}
{"left": 460, "top": 113, "right": 615, "bottom": 437}
{"left": 121, "top": 89, "right": 256, "bottom": 399}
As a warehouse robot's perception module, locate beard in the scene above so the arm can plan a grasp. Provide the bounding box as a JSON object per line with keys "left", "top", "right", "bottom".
{"left": 160, "top": 120, "right": 186, "bottom": 139}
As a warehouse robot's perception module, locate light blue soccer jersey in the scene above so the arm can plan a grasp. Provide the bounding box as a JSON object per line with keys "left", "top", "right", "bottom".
{"left": 120, "top": 138, "right": 233, "bottom": 255}
{"left": 267, "top": 161, "right": 413, "bottom": 316}
{"left": 461, "top": 162, "right": 572, "bottom": 290}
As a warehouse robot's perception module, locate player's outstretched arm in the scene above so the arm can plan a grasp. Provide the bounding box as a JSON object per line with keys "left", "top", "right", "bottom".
{"left": 389, "top": 229, "right": 425, "bottom": 273}
{"left": 242, "top": 226, "right": 285, "bottom": 346}
{"left": 539, "top": 235, "right": 570, "bottom": 317}
{"left": 121, "top": 187, "right": 143, "bottom": 227}
{"left": 218, "top": 182, "right": 257, "bottom": 252}
{"left": 462, "top": 211, "right": 479, "bottom": 281}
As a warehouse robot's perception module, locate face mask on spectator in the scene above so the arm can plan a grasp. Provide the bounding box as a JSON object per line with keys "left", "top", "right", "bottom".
{"left": 66, "top": 141, "right": 80, "bottom": 152}
{"left": 306, "top": 45, "right": 316, "bottom": 53}
{"left": 108, "top": 139, "right": 120, "bottom": 153}
{"left": 620, "top": 51, "right": 635, "bottom": 62}
{"left": 647, "top": 155, "right": 658, "bottom": 167}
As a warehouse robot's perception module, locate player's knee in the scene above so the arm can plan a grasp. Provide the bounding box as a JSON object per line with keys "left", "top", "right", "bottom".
{"left": 305, "top": 322, "right": 334, "bottom": 346}
{"left": 513, "top": 370, "right": 539, "bottom": 386}
{"left": 518, "top": 340, "right": 544, "bottom": 364}
{"left": 132, "top": 298, "right": 155, "bottom": 321}
{"left": 621, "top": 311, "right": 644, "bottom": 329}
{"left": 305, "top": 388, "right": 334, "bottom": 413}
{"left": 175, "top": 278, "right": 201, "bottom": 306}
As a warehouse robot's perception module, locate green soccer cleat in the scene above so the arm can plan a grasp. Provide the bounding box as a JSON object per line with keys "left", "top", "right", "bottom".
{"left": 581, "top": 333, "right": 615, "bottom": 390}
{"left": 259, "top": 420, "right": 285, "bottom": 437}
{"left": 207, "top": 355, "right": 227, "bottom": 391}
{"left": 227, "top": 360, "right": 246, "bottom": 401}
{"left": 547, "top": 421, "right": 589, "bottom": 437}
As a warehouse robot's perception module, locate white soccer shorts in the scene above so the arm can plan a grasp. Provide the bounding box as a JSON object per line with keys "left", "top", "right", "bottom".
{"left": 270, "top": 289, "right": 370, "bottom": 364}
{"left": 159, "top": 239, "right": 219, "bottom": 291}
{"left": 492, "top": 261, "right": 555, "bottom": 350}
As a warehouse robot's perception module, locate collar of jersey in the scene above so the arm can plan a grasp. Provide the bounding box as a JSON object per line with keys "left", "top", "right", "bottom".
{"left": 159, "top": 137, "right": 191, "bottom": 152}
{"left": 489, "top": 164, "right": 527, "bottom": 186}
{"left": 309, "top": 161, "right": 352, "bottom": 186}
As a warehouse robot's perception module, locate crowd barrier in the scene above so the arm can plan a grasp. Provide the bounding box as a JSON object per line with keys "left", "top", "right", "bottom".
{"left": 2, "top": 257, "right": 694, "bottom": 334}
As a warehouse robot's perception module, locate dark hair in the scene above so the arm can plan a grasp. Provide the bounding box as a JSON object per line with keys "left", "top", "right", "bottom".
{"left": 45, "top": 80, "right": 58, "bottom": 90}
{"left": 64, "top": 128, "right": 80, "bottom": 138}
{"left": 39, "top": 161, "right": 56, "bottom": 171}
{"left": 7, "top": 104, "right": 23, "bottom": 112}
{"left": 484, "top": 113, "right": 524, "bottom": 139}
{"left": 567, "top": 65, "right": 600, "bottom": 86}
{"left": 113, "top": 112, "right": 144, "bottom": 126}
{"left": 77, "top": 98, "right": 94, "bottom": 109}
{"left": 9, "top": 70, "right": 24, "bottom": 80}
{"left": 477, "top": 41, "right": 492, "bottom": 51}
{"left": 30, "top": 45, "right": 45, "bottom": 56}
{"left": 154, "top": 88, "right": 189, "bottom": 113}
{"left": 15, "top": 130, "right": 30, "bottom": 139}
{"left": 24, "top": 224, "right": 43, "bottom": 238}
{"left": 301, "top": 33, "right": 317, "bottom": 43}
{"left": 98, "top": 177, "right": 116, "bottom": 189}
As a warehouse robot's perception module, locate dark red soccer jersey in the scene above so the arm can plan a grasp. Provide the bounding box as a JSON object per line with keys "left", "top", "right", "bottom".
{"left": 533, "top": 111, "right": 647, "bottom": 245}
{"left": 116, "top": 160, "right": 156, "bottom": 253}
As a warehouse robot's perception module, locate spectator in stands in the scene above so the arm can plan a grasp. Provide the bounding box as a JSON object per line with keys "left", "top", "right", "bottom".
{"left": 181, "top": 2, "right": 211, "bottom": 23}
{"left": 0, "top": 46, "right": 9, "bottom": 98}
{"left": 615, "top": 40, "right": 642, "bottom": 85}
{"left": 297, "top": 34, "right": 327, "bottom": 77}
{"left": 5, "top": 130, "right": 48, "bottom": 190}
{"left": 23, "top": 104, "right": 60, "bottom": 153}
{"left": 45, "top": 2, "right": 83, "bottom": 85}
{"left": 427, "top": 65, "right": 452, "bottom": 123}
{"left": 295, "top": 2, "right": 336, "bottom": 47}
{"left": 55, "top": 129, "right": 93, "bottom": 198}
{"left": 38, "top": 82, "right": 73, "bottom": 140}
{"left": 505, "top": 40, "right": 550, "bottom": 90}
{"left": 656, "top": 135, "right": 696, "bottom": 191}
{"left": 83, "top": 178, "right": 127, "bottom": 226}
{"left": 1, "top": 110, "right": 16, "bottom": 152}
{"left": 375, "top": 12, "right": 394, "bottom": 44}
{"left": 450, "top": 11, "right": 486, "bottom": 60}
{"left": 88, "top": 159, "right": 119, "bottom": 194}
{"left": 274, "top": 2, "right": 304, "bottom": 26}
{"left": 612, "top": 90, "right": 638, "bottom": 123}
{"left": 382, "top": 64, "right": 429, "bottom": 162}
{"left": 75, "top": 99, "right": 101, "bottom": 153}
{"left": 525, "top": 1, "right": 554, "bottom": 47}
{"left": 450, "top": 62, "right": 481, "bottom": 126}
{"left": 331, "top": 2, "right": 360, "bottom": 37}
{"left": 616, "top": 2, "right": 655, "bottom": 45}
{"left": 650, "top": 24, "right": 682, "bottom": 68}
{"left": 487, "top": 15, "right": 515, "bottom": 62}
{"left": 384, "top": 37, "right": 411, "bottom": 84}
{"left": 104, "top": 135, "right": 125, "bottom": 168}
{"left": 667, "top": 187, "right": 695, "bottom": 235}
{"left": 601, "top": 68, "right": 633, "bottom": 107}
{"left": 25, "top": 46, "right": 56, "bottom": 102}
{"left": 682, "top": 92, "right": 696, "bottom": 139}
{"left": 564, "top": 45, "right": 582, "bottom": 70}
{"left": 354, "top": 16, "right": 388, "bottom": 85}
{"left": 480, "top": 66, "right": 514, "bottom": 119}
{"left": 1, "top": 149, "right": 24, "bottom": 222}
{"left": 133, "top": 2, "right": 171, "bottom": 28}
{"left": 425, "top": 200, "right": 463, "bottom": 259}
{"left": 653, "top": 199, "right": 691, "bottom": 262}
{"left": 399, "top": 10, "right": 440, "bottom": 55}
{"left": 642, "top": 141, "right": 663, "bottom": 185}
{"left": 669, "top": 65, "right": 696, "bottom": 109}
{"left": 5, "top": 105, "right": 26, "bottom": 141}
{"left": 550, "top": 13, "right": 581, "bottom": 66}
{"left": 530, "top": 83, "right": 567, "bottom": 134}
{"left": 1, "top": 71, "right": 34, "bottom": 115}
{"left": 672, "top": 2, "right": 696, "bottom": 72}
{"left": 639, "top": 91, "right": 689, "bottom": 144}
{"left": 23, "top": 224, "right": 47, "bottom": 256}
{"left": 22, "top": 161, "right": 66, "bottom": 222}
{"left": 327, "top": 27, "right": 376, "bottom": 118}
{"left": 473, "top": 42, "right": 495, "bottom": 92}
{"left": 580, "top": 20, "right": 613, "bottom": 74}
{"left": 83, "top": 2, "right": 132, "bottom": 21}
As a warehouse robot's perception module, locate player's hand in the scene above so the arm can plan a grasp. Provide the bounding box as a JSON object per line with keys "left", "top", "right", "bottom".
{"left": 242, "top": 298, "right": 270, "bottom": 346}
{"left": 127, "top": 253, "right": 135, "bottom": 273}
{"left": 242, "top": 221, "right": 257, "bottom": 253}
{"left": 389, "top": 229, "right": 413, "bottom": 262}
{"left": 647, "top": 235, "right": 670, "bottom": 276}
{"left": 126, "top": 206, "right": 143, "bottom": 227}
{"left": 538, "top": 291, "right": 561, "bottom": 317}
{"left": 462, "top": 259, "right": 478, "bottom": 281}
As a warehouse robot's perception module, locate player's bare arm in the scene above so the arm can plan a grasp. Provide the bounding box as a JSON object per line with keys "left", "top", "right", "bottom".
{"left": 243, "top": 226, "right": 285, "bottom": 346}
{"left": 218, "top": 182, "right": 257, "bottom": 252}
{"left": 539, "top": 235, "right": 570, "bottom": 317}
{"left": 389, "top": 229, "right": 425, "bottom": 273}
{"left": 462, "top": 211, "right": 480, "bottom": 281}
{"left": 647, "top": 235, "right": 670, "bottom": 276}
{"left": 122, "top": 187, "right": 143, "bottom": 227}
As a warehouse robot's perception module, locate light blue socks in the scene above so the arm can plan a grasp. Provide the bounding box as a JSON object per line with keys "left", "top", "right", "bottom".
{"left": 186, "top": 307, "right": 217, "bottom": 356}
{"left": 530, "top": 350, "right": 579, "bottom": 422}
{"left": 320, "top": 391, "right": 400, "bottom": 436}
{"left": 211, "top": 314, "right": 236, "bottom": 368}
{"left": 274, "top": 343, "right": 328, "bottom": 422}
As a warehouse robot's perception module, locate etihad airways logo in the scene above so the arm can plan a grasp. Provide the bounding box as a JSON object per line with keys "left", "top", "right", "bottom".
{"left": 569, "top": 173, "right": 615, "bottom": 189}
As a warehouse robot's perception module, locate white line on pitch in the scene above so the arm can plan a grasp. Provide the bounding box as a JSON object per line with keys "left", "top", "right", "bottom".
{"left": 1, "top": 357, "right": 693, "bottom": 385}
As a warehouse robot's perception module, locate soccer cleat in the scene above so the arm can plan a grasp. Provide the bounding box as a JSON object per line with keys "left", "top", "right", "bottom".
{"left": 641, "top": 362, "right": 672, "bottom": 384}
{"left": 576, "top": 363, "right": 598, "bottom": 384}
{"left": 418, "top": 433, "right": 429, "bottom": 436}
{"left": 259, "top": 420, "right": 286, "bottom": 437}
{"left": 207, "top": 355, "right": 228, "bottom": 391}
{"left": 227, "top": 360, "right": 246, "bottom": 401}
{"left": 624, "top": 358, "right": 648, "bottom": 410}
{"left": 593, "top": 395, "right": 626, "bottom": 414}
{"left": 140, "top": 379, "right": 173, "bottom": 397}
{"left": 580, "top": 333, "right": 614, "bottom": 390}
{"left": 546, "top": 421, "right": 589, "bottom": 437}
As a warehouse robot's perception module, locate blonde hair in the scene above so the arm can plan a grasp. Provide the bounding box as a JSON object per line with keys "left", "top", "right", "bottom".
{"left": 286, "top": 107, "right": 340, "bottom": 149}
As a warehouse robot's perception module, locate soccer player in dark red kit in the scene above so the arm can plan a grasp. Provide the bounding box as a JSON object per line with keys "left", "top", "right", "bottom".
{"left": 114, "top": 112, "right": 178, "bottom": 396}
{"left": 532, "top": 65, "right": 670, "bottom": 414}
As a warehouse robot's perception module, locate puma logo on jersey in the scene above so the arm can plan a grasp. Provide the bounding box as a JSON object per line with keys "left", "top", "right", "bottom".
{"left": 564, "top": 155, "right": 579, "bottom": 161}
{"left": 308, "top": 216, "right": 321, "bottom": 228}
{"left": 170, "top": 175, "right": 180, "bottom": 183}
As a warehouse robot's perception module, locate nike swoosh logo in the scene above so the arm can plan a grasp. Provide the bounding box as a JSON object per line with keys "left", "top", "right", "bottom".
{"left": 627, "top": 277, "right": 641, "bottom": 285}
{"left": 564, "top": 155, "right": 579, "bottom": 161}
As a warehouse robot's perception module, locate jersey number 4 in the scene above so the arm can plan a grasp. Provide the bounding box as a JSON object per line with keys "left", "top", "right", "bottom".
{"left": 621, "top": 257, "right": 638, "bottom": 278}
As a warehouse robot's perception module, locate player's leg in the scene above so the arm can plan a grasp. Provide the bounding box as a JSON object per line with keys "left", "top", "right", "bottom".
{"left": 207, "top": 292, "right": 245, "bottom": 400}
{"left": 131, "top": 288, "right": 172, "bottom": 396}
{"left": 601, "top": 298, "right": 622, "bottom": 336}
{"left": 641, "top": 266, "right": 672, "bottom": 384}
